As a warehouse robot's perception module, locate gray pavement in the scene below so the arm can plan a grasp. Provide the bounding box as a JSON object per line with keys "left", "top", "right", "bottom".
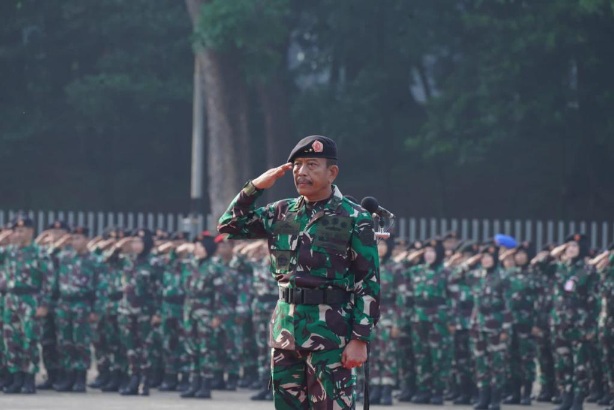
{"left": 0, "top": 389, "right": 607, "bottom": 410}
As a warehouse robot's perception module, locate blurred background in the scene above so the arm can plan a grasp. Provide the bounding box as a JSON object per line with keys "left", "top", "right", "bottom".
{"left": 1, "top": 0, "right": 613, "bottom": 225}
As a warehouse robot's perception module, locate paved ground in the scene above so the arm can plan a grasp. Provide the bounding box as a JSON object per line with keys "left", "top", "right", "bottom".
{"left": 0, "top": 389, "right": 608, "bottom": 410}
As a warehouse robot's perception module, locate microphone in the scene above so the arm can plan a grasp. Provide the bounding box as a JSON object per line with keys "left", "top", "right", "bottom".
{"left": 361, "top": 196, "right": 395, "bottom": 219}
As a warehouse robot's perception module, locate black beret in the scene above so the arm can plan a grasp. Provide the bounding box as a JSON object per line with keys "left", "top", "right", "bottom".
{"left": 170, "top": 231, "right": 190, "bottom": 241}
{"left": 72, "top": 226, "right": 90, "bottom": 236}
{"left": 47, "top": 220, "right": 70, "bottom": 231}
{"left": 287, "top": 135, "right": 337, "bottom": 163}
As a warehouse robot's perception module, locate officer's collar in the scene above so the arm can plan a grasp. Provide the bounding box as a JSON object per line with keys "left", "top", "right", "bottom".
{"left": 291, "top": 184, "right": 343, "bottom": 213}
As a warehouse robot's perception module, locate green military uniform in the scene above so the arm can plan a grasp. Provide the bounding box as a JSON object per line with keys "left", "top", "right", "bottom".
{"left": 180, "top": 236, "right": 222, "bottom": 398}
{"left": 52, "top": 234, "right": 106, "bottom": 392}
{"left": 599, "top": 253, "right": 614, "bottom": 410}
{"left": 396, "top": 256, "right": 417, "bottom": 402}
{"left": 1, "top": 233, "right": 52, "bottom": 393}
{"left": 219, "top": 167, "right": 380, "bottom": 410}
{"left": 503, "top": 261, "right": 539, "bottom": 404}
{"left": 0, "top": 263, "right": 7, "bottom": 389}
{"left": 407, "top": 240, "right": 453, "bottom": 404}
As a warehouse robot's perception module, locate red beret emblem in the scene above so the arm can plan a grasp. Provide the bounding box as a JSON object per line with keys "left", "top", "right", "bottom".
{"left": 312, "top": 140, "right": 324, "bottom": 153}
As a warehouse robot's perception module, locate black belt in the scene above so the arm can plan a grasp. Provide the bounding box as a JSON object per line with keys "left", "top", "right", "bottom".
{"left": 9, "top": 287, "right": 38, "bottom": 295}
{"left": 256, "top": 294, "right": 279, "bottom": 303}
{"left": 61, "top": 293, "right": 92, "bottom": 302}
{"left": 109, "top": 292, "right": 123, "bottom": 301}
{"left": 415, "top": 297, "right": 446, "bottom": 308}
{"left": 279, "top": 287, "right": 351, "bottom": 305}
{"left": 163, "top": 295, "right": 186, "bottom": 305}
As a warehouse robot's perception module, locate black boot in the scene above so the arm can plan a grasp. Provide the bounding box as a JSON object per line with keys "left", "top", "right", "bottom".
{"left": 380, "top": 385, "right": 393, "bottom": 405}
{"left": 412, "top": 390, "right": 432, "bottom": 404}
{"left": 72, "top": 370, "right": 87, "bottom": 393}
{"left": 454, "top": 377, "right": 473, "bottom": 405}
{"left": 238, "top": 366, "right": 257, "bottom": 388}
{"left": 119, "top": 373, "right": 140, "bottom": 396}
{"left": 3, "top": 371, "right": 24, "bottom": 394}
{"left": 0, "top": 369, "right": 12, "bottom": 390}
{"left": 489, "top": 387, "right": 501, "bottom": 410}
{"left": 504, "top": 379, "right": 521, "bottom": 404}
{"left": 101, "top": 370, "right": 121, "bottom": 392}
{"left": 369, "top": 385, "right": 382, "bottom": 405}
{"left": 538, "top": 382, "right": 555, "bottom": 402}
{"left": 177, "top": 372, "right": 190, "bottom": 392}
{"left": 158, "top": 373, "right": 178, "bottom": 391}
{"left": 226, "top": 373, "right": 238, "bottom": 391}
{"left": 88, "top": 368, "right": 110, "bottom": 389}
{"left": 474, "top": 387, "right": 491, "bottom": 410}
{"left": 210, "top": 371, "right": 225, "bottom": 390}
{"left": 554, "top": 391, "right": 574, "bottom": 410}
{"left": 36, "top": 369, "right": 58, "bottom": 390}
{"left": 148, "top": 368, "right": 163, "bottom": 389}
{"left": 431, "top": 389, "right": 445, "bottom": 405}
{"left": 180, "top": 374, "right": 201, "bottom": 398}
{"left": 251, "top": 377, "right": 273, "bottom": 401}
{"left": 446, "top": 381, "right": 460, "bottom": 401}
{"left": 397, "top": 377, "right": 416, "bottom": 402}
{"left": 520, "top": 381, "right": 533, "bottom": 405}
{"left": 570, "top": 392, "right": 584, "bottom": 410}
{"left": 138, "top": 374, "right": 149, "bottom": 396}
{"left": 54, "top": 370, "right": 75, "bottom": 392}
{"left": 194, "top": 376, "right": 212, "bottom": 399}
{"left": 588, "top": 385, "right": 604, "bottom": 404}
{"left": 20, "top": 373, "right": 36, "bottom": 394}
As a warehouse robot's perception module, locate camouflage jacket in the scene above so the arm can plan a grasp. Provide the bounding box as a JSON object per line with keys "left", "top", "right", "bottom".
{"left": 600, "top": 255, "right": 614, "bottom": 326}
{"left": 550, "top": 260, "right": 600, "bottom": 331}
{"left": 408, "top": 263, "right": 453, "bottom": 323}
{"left": 53, "top": 248, "right": 107, "bottom": 314}
{"left": 182, "top": 256, "right": 226, "bottom": 317}
{"left": 533, "top": 261, "right": 557, "bottom": 330}
{"left": 448, "top": 265, "right": 475, "bottom": 330}
{"left": 117, "top": 254, "right": 163, "bottom": 316}
{"left": 0, "top": 243, "right": 52, "bottom": 307}
{"left": 377, "top": 259, "right": 401, "bottom": 327}
{"left": 218, "top": 183, "right": 380, "bottom": 350}
{"left": 251, "top": 257, "right": 278, "bottom": 314}
{"left": 452, "top": 266, "right": 512, "bottom": 332}
{"left": 504, "top": 266, "right": 540, "bottom": 328}
{"left": 395, "top": 261, "right": 416, "bottom": 329}
{"left": 229, "top": 254, "right": 254, "bottom": 317}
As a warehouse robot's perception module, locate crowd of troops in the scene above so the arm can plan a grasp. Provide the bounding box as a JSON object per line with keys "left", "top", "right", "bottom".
{"left": 0, "top": 212, "right": 613, "bottom": 410}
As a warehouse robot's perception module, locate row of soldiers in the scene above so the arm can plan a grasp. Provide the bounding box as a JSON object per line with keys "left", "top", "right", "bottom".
{"left": 368, "top": 232, "right": 613, "bottom": 410}
{"left": 0, "top": 214, "right": 278, "bottom": 399}
{"left": 1, "top": 212, "right": 613, "bottom": 410}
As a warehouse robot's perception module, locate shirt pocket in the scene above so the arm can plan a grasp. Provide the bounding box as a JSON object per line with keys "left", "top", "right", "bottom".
{"left": 309, "top": 216, "right": 353, "bottom": 278}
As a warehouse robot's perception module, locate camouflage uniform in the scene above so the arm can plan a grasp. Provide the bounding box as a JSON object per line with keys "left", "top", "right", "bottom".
{"left": 38, "top": 245, "right": 61, "bottom": 387}
{"left": 218, "top": 183, "right": 380, "bottom": 410}
{"left": 409, "top": 261, "right": 453, "bottom": 399}
{"left": 0, "top": 270, "right": 6, "bottom": 385}
{"left": 550, "top": 260, "right": 600, "bottom": 398}
{"left": 159, "top": 250, "right": 188, "bottom": 378}
{"left": 117, "top": 254, "right": 163, "bottom": 377}
{"left": 534, "top": 259, "right": 557, "bottom": 400}
{"left": 396, "top": 260, "right": 417, "bottom": 400}
{"left": 1, "top": 244, "right": 52, "bottom": 376}
{"left": 504, "top": 265, "right": 539, "bottom": 397}
{"left": 53, "top": 248, "right": 106, "bottom": 372}
{"left": 600, "top": 256, "right": 614, "bottom": 405}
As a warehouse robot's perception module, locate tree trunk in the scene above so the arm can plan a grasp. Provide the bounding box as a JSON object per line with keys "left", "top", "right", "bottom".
{"left": 185, "top": 0, "right": 250, "bottom": 221}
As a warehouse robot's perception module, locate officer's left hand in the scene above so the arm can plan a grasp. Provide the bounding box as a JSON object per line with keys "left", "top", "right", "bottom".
{"left": 88, "top": 313, "right": 99, "bottom": 323}
{"left": 151, "top": 315, "right": 162, "bottom": 326}
{"left": 499, "top": 332, "right": 508, "bottom": 342}
{"left": 342, "top": 340, "right": 368, "bottom": 369}
{"left": 35, "top": 307, "right": 49, "bottom": 318}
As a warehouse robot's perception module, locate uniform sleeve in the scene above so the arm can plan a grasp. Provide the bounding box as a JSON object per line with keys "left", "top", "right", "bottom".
{"left": 349, "top": 212, "right": 380, "bottom": 342}
{"left": 217, "top": 182, "right": 272, "bottom": 239}
{"left": 93, "top": 258, "right": 108, "bottom": 315}
{"left": 38, "top": 253, "right": 54, "bottom": 309}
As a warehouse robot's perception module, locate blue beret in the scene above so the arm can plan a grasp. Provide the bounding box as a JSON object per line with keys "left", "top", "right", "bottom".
{"left": 494, "top": 234, "right": 517, "bottom": 249}
{"left": 288, "top": 135, "right": 337, "bottom": 163}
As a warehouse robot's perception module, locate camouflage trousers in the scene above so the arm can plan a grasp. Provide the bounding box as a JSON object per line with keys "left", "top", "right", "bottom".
{"left": 237, "top": 314, "right": 258, "bottom": 369}
{"left": 535, "top": 325, "right": 556, "bottom": 390}
{"left": 397, "top": 323, "right": 416, "bottom": 392}
{"left": 507, "top": 324, "right": 536, "bottom": 383}
{"left": 253, "top": 305, "right": 275, "bottom": 382}
{"left": 184, "top": 304, "right": 213, "bottom": 377}
{"left": 471, "top": 329, "right": 507, "bottom": 390}
{"left": 552, "top": 325, "right": 590, "bottom": 396}
{"left": 272, "top": 347, "right": 356, "bottom": 410}
{"left": 453, "top": 328, "right": 474, "bottom": 387}
{"left": 92, "top": 311, "right": 126, "bottom": 372}
{"left": 371, "top": 319, "right": 398, "bottom": 387}
{"left": 160, "top": 302, "right": 188, "bottom": 375}
{"left": 0, "top": 296, "right": 5, "bottom": 369}
{"left": 2, "top": 294, "right": 40, "bottom": 374}
{"left": 149, "top": 324, "right": 164, "bottom": 374}
{"left": 56, "top": 301, "right": 92, "bottom": 371}
{"left": 587, "top": 337, "right": 605, "bottom": 395}
{"left": 118, "top": 313, "right": 154, "bottom": 375}
{"left": 412, "top": 320, "right": 452, "bottom": 393}
{"left": 601, "top": 319, "right": 614, "bottom": 395}
{"left": 211, "top": 319, "right": 239, "bottom": 376}
{"left": 40, "top": 308, "right": 61, "bottom": 374}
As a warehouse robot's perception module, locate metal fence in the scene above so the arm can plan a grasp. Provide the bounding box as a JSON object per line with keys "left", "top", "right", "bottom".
{"left": 2, "top": 210, "right": 612, "bottom": 250}
{"left": 396, "top": 217, "right": 614, "bottom": 251}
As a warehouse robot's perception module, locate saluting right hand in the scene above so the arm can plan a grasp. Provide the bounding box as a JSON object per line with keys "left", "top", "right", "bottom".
{"left": 252, "top": 163, "right": 293, "bottom": 190}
